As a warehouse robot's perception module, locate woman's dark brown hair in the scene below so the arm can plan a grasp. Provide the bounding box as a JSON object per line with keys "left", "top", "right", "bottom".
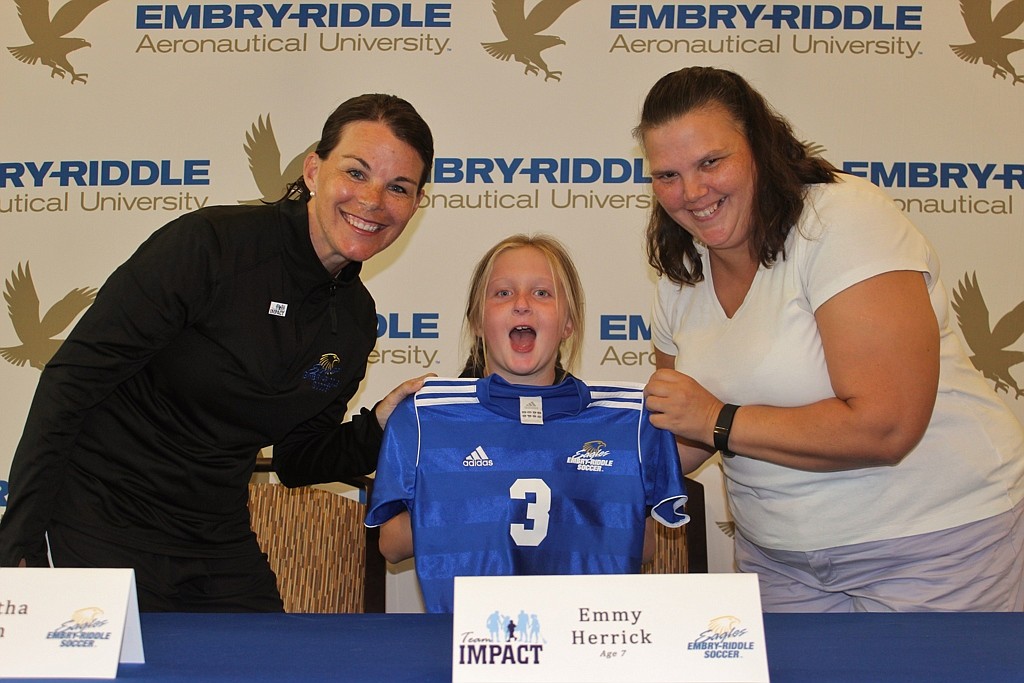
{"left": 283, "top": 93, "right": 433, "bottom": 201}
{"left": 634, "top": 67, "right": 839, "bottom": 286}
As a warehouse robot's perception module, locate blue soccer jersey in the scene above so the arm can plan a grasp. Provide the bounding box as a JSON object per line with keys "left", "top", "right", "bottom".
{"left": 366, "top": 375, "right": 688, "bottom": 613}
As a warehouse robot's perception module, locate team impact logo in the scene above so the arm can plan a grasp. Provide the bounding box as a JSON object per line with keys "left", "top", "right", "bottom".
{"left": 950, "top": 0, "right": 1024, "bottom": 85}
{"left": 457, "top": 607, "right": 546, "bottom": 666}
{"left": 952, "top": 272, "right": 1024, "bottom": 398}
{"left": 1, "top": 262, "right": 96, "bottom": 370}
{"left": 240, "top": 115, "right": 316, "bottom": 205}
{"left": 481, "top": 0, "right": 585, "bottom": 82}
{"left": 7, "top": 0, "right": 111, "bottom": 84}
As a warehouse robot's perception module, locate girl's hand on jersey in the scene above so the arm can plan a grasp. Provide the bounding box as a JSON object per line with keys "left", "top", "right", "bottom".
{"left": 375, "top": 373, "right": 437, "bottom": 429}
{"left": 644, "top": 368, "right": 723, "bottom": 447}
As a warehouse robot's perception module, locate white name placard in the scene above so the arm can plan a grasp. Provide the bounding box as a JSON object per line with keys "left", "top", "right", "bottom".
{"left": 452, "top": 573, "right": 769, "bottom": 683}
{"left": 0, "top": 568, "right": 144, "bottom": 679}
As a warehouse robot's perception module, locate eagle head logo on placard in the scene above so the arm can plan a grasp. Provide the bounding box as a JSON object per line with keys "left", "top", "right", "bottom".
{"left": 949, "top": 0, "right": 1024, "bottom": 85}
{"left": 1, "top": 262, "right": 97, "bottom": 371}
{"left": 952, "top": 272, "right": 1024, "bottom": 399}
{"left": 241, "top": 115, "right": 318, "bottom": 205}
{"left": 70, "top": 606, "right": 105, "bottom": 626}
{"left": 7, "top": 0, "right": 112, "bottom": 84}
{"left": 481, "top": 0, "right": 586, "bottom": 82}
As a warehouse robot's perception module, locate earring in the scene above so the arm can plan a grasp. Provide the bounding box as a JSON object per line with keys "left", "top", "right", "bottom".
{"left": 310, "top": 191, "right": 316, "bottom": 198}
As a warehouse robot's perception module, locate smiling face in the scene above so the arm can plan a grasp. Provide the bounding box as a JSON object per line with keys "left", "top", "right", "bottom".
{"left": 643, "top": 104, "right": 757, "bottom": 257}
{"left": 304, "top": 120, "right": 425, "bottom": 275}
{"left": 478, "top": 246, "right": 574, "bottom": 386}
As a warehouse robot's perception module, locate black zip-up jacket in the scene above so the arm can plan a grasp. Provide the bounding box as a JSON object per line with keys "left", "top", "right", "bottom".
{"left": 0, "top": 200, "right": 382, "bottom": 565}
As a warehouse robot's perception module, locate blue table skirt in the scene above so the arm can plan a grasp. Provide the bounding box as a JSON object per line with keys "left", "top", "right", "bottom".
{"left": 7, "top": 612, "right": 1024, "bottom": 682}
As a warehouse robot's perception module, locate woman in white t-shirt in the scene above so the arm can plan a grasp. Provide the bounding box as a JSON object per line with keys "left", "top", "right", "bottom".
{"left": 637, "top": 66, "right": 1024, "bottom": 612}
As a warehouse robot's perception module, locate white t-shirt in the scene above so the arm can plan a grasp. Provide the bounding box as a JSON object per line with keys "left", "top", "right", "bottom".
{"left": 653, "top": 174, "right": 1024, "bottom": 551}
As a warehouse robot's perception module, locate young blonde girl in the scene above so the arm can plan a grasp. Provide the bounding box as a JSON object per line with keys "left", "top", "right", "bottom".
{"left": 366, "top": 234, "right": 687, "bottom": 613}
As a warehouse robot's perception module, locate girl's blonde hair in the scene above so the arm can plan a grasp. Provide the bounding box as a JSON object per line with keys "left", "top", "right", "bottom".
{"left": 462, "top": 234, "right": 585, "bottom": 382}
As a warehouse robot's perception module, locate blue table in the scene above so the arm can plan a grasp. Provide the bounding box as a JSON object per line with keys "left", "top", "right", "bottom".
{"left": 9, "top": 612, "right": 1024, "bottom": 681}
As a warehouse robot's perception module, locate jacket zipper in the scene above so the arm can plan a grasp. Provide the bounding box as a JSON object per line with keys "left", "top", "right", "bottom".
{"left": 329, "top": 281, "right": 338, "bottom": 334}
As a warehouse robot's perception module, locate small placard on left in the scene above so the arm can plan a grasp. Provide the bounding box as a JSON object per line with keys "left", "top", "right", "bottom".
{"left": 0, "top": 568, "right": 145, "bottom": 679}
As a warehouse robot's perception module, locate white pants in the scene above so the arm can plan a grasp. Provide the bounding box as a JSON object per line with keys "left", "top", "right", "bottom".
{"left": 735, "top": 498, "right": 1024, "bottom": 612}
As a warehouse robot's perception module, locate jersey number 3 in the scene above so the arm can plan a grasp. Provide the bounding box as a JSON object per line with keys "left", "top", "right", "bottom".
{"left": 509, "top": 478, "right": 551, "bottom": 546}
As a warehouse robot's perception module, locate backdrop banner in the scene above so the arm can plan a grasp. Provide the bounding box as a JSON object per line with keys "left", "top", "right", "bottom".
{"left": 3, "top": 1, "right": 1022, "bottom": 609}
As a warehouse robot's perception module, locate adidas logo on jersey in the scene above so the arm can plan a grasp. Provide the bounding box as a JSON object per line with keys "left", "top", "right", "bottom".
{"left": 463, "top": 446, "right": 494, "bottom": 467}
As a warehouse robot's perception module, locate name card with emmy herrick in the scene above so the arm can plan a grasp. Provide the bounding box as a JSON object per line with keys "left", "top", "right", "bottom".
{"left": 452, "top": 573, "right": 769, "bottom": 683}
{"left": 0, "top": 568, "right": 145, "bottom": 679}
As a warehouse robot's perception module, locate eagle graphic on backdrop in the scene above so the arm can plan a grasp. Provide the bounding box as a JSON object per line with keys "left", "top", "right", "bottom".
{"left": 950, "top": 0, "right": 1024, "bottom": 85}
{"left": 7, "top": 0, "right": 110, "bottom": 84}
{"left": 1, "top": 263, "right": 96, "bottom": 370}
{"left": 952, "top": 272, "right": 1024, "bottom": 398}
{"left": 240, "top": 115, "right": 318, "bottom": 205}
{"left": 481, "top": 0, "right": 585, "bottom": 82}
{"left": 803, "top": 141, "right": 827, "bottom": 158}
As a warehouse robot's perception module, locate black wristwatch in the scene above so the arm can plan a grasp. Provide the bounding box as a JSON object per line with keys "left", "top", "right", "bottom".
{"left": 713, "top": 403, "right": 740, "bottom": 458}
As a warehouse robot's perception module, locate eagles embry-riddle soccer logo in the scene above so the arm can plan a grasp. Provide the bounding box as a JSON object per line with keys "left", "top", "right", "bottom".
{"left": 566, "top": 440, "right": 614, "bottom": 472}
{"left": 686, "top": 616, "right": 758, "bottom": 660}
{"left": 302, "top": 353, "right": 343, "bottom": 393}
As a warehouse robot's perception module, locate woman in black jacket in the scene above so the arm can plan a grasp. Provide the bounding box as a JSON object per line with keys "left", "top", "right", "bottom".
{"left": 0, "top": 93, "right": 434, "bottom": 612}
